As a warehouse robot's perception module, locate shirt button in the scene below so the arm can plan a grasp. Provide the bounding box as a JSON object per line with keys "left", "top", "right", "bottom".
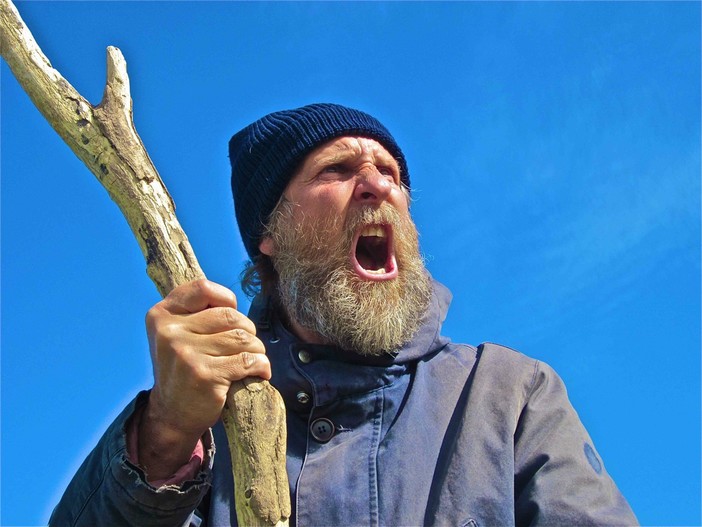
{"left": 298, "top": 350, "right": 311, "bottom": 363}
{"left": 296, "top": 391, "right": 311, "bottom": 405}
{"left": 310, "top": 418, "right": 335, "bottom": 442}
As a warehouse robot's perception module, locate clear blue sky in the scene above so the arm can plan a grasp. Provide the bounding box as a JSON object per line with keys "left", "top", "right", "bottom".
{"left": 2, "top": 1, "right": 699, "bottom": 525}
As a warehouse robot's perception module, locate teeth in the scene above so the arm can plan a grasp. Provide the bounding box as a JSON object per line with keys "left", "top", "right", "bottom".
{"left": 365, "top": 268, "right": 387, "bottom": 274}
{"left": 360, "top": 225, "right": 386, "bottom": 237}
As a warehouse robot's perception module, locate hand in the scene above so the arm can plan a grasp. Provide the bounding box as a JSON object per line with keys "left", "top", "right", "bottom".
{"left": 139, "top": 279, "right": 270, "bottom": 480}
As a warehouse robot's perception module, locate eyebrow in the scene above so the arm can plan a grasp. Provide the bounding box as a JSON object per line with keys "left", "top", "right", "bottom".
{"left": 310, "top": 148, "right": 398, "bottom": 171}
{"left": 316, "top": 152, "right": 351, "bottom": 165}
{"left": 305, "top": 151, "right": 352, "bottom": 174}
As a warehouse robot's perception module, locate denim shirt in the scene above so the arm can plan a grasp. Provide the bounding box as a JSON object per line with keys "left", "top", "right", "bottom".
{"left": 50, "top": 280, "right": 637, "bottom": 526}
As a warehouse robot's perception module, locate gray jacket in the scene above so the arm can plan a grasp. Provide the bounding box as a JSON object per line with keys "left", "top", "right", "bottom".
{"left": 50, "top": 280, "right": 637, "bottom": 526}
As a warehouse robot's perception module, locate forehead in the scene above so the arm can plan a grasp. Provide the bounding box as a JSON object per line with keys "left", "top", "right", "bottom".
{"left": 302, "top": 136, "right": 397, "bottom": 166}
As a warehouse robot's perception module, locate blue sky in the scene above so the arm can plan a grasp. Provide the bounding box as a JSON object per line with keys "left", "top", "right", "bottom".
{"left": 2, "top": 1, "right": 699, "bottom": 525}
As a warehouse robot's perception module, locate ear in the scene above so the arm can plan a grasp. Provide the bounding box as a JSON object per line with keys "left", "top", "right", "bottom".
{"left": 259, "top": 236, "right": 276, "bottom": 256}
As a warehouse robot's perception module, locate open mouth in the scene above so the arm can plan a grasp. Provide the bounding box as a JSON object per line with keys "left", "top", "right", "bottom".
{"left": 351, "top": 224, "right": 398, "bottom": 281}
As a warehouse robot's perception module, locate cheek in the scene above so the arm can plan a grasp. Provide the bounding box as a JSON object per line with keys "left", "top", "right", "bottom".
{"left": 389, "top": 188, "right": 411, "bottom": 213}
{"left": 300, "top": 188, "right": 353, "bottom": 218}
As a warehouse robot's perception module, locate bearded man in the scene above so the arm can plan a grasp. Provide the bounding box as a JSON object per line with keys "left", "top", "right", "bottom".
{"left": 50, "top": 103, "right": 637, "bottom": 526}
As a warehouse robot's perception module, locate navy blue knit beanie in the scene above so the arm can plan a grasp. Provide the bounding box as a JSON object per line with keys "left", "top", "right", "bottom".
{"left": 229, "top": 103, "right": 409, "bottom": 259}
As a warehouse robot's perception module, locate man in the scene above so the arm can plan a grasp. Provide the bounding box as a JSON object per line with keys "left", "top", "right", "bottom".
{"left": 50, "top": 103, "right": 637, "bottom": 526}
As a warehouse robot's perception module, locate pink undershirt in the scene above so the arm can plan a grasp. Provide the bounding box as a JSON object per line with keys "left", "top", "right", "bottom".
{"left": 126, "top": 405, "right": 205, "bottom": 487}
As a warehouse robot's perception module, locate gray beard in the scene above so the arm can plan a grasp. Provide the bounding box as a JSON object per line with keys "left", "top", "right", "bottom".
{"left": 267, "top": 203, "right": 432, "bottom": 356}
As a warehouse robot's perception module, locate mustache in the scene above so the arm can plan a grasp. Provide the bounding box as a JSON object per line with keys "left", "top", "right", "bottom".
{"left": 274, "top": 203, "right": 403, "bottom": 259}
{"left": 335, "top": 204, "right": 403, "bottom": 256}
{"left": 344, "top": 204, "right": 401, "bottom": 231}
{"left": 267, "top": 198, "right": 432, "bottom": 355}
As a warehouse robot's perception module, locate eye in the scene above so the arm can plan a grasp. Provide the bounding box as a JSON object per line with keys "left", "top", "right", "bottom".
{"left": 321, "top": 164, "right": 343, "bottom": 174}
{"left": 318, "top": 163, "right": 354, "bottom": 180}
{"left": 377, "top": 165, "right": 400, "bottom": 182}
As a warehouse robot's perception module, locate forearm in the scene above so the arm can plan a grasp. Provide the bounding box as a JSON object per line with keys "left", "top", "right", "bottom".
{"left": 49, "top": 391, "right": 212, "bottom": 527}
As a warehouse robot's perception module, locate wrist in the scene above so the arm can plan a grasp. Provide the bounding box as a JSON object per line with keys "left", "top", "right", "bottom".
{"left": 137, "top": 396, "right": 206, "bottom": 481}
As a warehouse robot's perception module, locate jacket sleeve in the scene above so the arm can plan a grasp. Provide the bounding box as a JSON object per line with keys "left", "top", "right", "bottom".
{"left": 49, "top": 391, "right": 213, "bottom": 527}
{"left": 513, "top": 361, "right": 638, "bottom": 526}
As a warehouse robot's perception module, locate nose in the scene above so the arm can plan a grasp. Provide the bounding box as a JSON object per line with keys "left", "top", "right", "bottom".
{"left": 353, "top": 167, "right": 392, "bottom": 203}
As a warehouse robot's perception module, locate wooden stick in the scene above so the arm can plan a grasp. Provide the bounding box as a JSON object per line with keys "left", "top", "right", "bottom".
{"left": 0, "top": 1, "right": 290, "bottom": 524}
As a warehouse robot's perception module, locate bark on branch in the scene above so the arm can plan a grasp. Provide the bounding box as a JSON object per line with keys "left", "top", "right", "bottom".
{"left": 0, "top": 1, "right": 290, "bottom": 524}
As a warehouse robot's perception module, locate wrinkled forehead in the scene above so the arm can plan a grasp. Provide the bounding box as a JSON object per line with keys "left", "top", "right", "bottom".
{"left": 299, "top": 136, "right": 399, "bottom": 171}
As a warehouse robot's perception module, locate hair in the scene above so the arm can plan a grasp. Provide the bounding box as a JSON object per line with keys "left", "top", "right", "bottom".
{"left": 240, "top": 255, "right": 276, "bottom": 299}
{"left": 239, "top": 197, "right": 293, "bottom": 298}
{"left": 240, "top": 184, "right": 414, "bottom": 299}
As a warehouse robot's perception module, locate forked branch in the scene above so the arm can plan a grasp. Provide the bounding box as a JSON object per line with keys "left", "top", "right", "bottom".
{"left": 0, "top": 1, "right": 290, "bottom": 524}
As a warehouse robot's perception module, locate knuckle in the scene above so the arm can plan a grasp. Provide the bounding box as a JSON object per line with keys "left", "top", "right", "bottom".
{"left": 192, "top": 278, "right": 211, "bottom": 292}
{"left": 149, "top": 319, "right": 183, "bottom": 360}
{"left": 145, "top": 309, "right": 156, "bottom": 329}
{"left": 220, "top": 307, "right": 237, "bottom": 328}
{"left": 155, "top": 320, "right": 178, "bottom": 343}
{"left": 230, "top": 327, "right": 251, "bottom": 345}
{"left": 145, "top": 304, "right": 164, "bottom": 329}
{"left": 188, "top": 279, "right": 212, "bottom": 300}
{"left": 190, "top": 361, "right": 210, "bottom": 384}
{"left": 167, "top": 340, "right": 190, "bottom": 362}
{"left": 224, "top": 351, "right": 270, "bottom": 381}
